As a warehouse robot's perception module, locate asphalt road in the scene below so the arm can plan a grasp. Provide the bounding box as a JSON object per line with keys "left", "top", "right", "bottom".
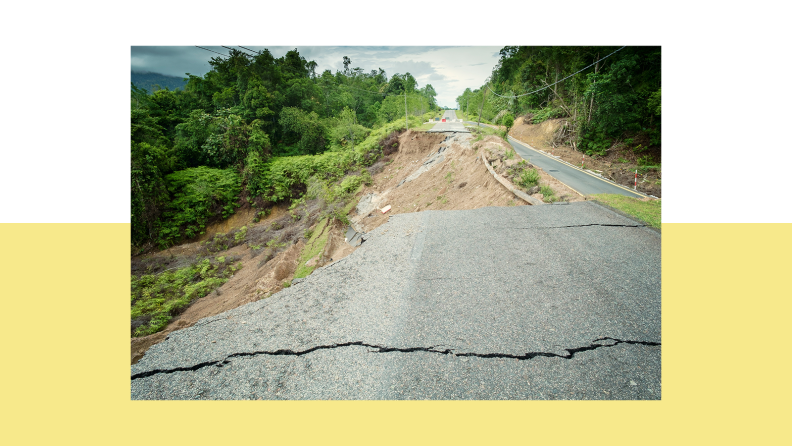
{"left": 427, "top": 110, "right": 469, "bottom": 132}
{"left": 132, "top": 202, "right": 660, "bottom": 400}
{"left": 463, "top": 118, "right": 645, "bottom": 198}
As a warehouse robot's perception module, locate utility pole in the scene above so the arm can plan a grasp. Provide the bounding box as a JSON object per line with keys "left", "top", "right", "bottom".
{"left": 405, "top": 91, "right": 408, "bottom": 131}
{"left": 477, "top": 84, "right": 488, "bottom": 127}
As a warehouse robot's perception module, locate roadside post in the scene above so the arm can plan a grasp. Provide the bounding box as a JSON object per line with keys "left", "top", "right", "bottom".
{"left": 635, "top": 170, "right": 638, "bottom": 190}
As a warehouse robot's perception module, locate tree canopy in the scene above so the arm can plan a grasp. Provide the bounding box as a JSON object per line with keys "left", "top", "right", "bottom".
{"left": 456, "top": 46, "right": 661, "bottom": 156}
{"left": 131, "top": 49, "right": 439, "bottom": 250}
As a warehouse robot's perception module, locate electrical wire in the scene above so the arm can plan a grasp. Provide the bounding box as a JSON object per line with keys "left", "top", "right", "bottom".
{"left": 221, "top": 45, "right": 251, "bottom": 56}
{"left": 486, "top": 46, "right": 626, "bottom": 99}
{"left": 238, "top": 46, "right": 260, "bottom": 55}
{"left": 195, "top": 46, "right": 229, "bottom": 59}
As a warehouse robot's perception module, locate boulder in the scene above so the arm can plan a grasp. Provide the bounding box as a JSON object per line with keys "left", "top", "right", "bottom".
{"left": 356, "top": 193, "right": 380, "bottom": 216}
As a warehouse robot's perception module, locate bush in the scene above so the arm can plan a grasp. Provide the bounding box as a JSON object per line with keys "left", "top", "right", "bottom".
{"left": 131, "top": 257, "right": 242, "bottom": 336}
{"left": 539, "top": 185, "right": 558, "bottom": 203}
{"left": 158, "top": 167, "right": 241, "bottom": 246}
{"left": 501, "top": 113, "right": 515, "bottom": 133}
{"left": 517, "top": 168, "right": 540, "bottom": 189}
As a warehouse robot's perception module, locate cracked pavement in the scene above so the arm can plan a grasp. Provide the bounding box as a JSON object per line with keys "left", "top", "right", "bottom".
{"left": 131, "top": 201, "right": 661, "bottom": 400}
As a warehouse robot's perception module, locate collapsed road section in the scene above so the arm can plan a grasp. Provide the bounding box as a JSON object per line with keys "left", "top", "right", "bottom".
{"left": 132, "top": 201, "right": 660, "bottom": 400}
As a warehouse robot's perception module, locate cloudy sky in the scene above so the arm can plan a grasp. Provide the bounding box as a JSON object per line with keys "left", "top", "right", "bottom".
{"left": 131, "top": 46, "right": 502, "bottom": 108}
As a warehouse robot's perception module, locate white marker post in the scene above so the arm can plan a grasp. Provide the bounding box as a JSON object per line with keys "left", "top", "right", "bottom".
{"left": 634, "top": 170, "right": 638, "bottom": 190}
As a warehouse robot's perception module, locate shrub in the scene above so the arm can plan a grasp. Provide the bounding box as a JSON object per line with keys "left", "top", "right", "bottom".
{"left": 501, "top": 113, "right": 515, "bottom": 133}
{"left": 158, "top": 167, "right": 242, "bottom": 247}
{"left": 131, "top": 257, "right": 242, "bottom": 336}
{"left": 517, "top": 168, "right": 540, "bottom": 189}
{"left": 539, "top": 185, "right": 558, "bottom": 203}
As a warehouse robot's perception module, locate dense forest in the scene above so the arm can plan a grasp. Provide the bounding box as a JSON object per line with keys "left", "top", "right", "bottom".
{"left": 456, "top": 46, "right": 660, "bottom": 157}
{"left": 131, "top": 48, "right": 439, "bottom": 251}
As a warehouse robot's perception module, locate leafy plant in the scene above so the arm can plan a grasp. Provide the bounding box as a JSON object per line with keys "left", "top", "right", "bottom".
{"left": 540, "top": 185, "right": 558, "bottom": 203}
{"left": 131, "top": 257, "right": 242, "bottom": 336}
{"left": 517, "top": 168, "right": 540, "bottom": 189}
{"left": 158, "top": 167, "right": 242, "bottom": 247}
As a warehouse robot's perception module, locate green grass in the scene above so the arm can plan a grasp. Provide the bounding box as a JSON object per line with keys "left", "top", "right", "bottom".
{"left": 131, "top": 257, "right": 242, "bottom": 336}
{"left": 417, "top": 122, "right": 436, "bottom": 131}
{"left": 516, "top": 168, "right": 540, "bottom": 189}
{"left": 293, "top": 217, "right": 331, "bottom": 280}
{"left": 539, "top": 185, "right": 558, "bottom": 203}
{"left": 454, "top": 110, "right": 465, "bottom": 120}
{"left": 590, "top": 194, "right": 661, "bottom": 229}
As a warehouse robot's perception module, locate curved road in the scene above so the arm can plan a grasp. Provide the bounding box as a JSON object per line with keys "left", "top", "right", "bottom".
{"left": 456, "top": 111, "right": 645, "bottom": 198}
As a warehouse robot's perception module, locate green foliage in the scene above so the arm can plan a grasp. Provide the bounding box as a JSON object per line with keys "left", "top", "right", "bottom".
{"left": 578, "top": 129, "right": 611, "bottom": 156}
{"left": 130, "top": 44, "right": 440, "bottom": 249}
{"left": 278, "top": 107, "right": 327, "bottom": 155}
{"left": 234, "top": 226, "right": 248, "bottom": 243}
{"left": 293, "top": 217, "right": 330, "bottom": 280}
{"left": 517, "top": 168, "right": 541, "bottom": 189}
{"left": 528, "top": 107, "right": 567, "bottom": 124}
{"left": 158, "top": 167, "right": 241, "bottom": 246}
{"left": 501, "top": 113, "right": 515, "bottom": 132}
{"left": 174, "top": 110, "right": 272, "bottom": 169}
{"left": 648, "top": 88, "right": 661, "bottom": 116}
{"left": 131, "top": 257, "right": 242, "bottom": 336}
{"left": 459, "top": 46, "right": 660, "bottom": 157}
{"left": 637, "top": 155, "right": 655, "bottom": 166}
{"left": 591, "top": 194, "right": 661, "bottom": 229}
{"left": 131, "top": 142, "right": 176, "bottom": 246}
{"left": 539, "top": 185, "right": 558, "bottom": 203}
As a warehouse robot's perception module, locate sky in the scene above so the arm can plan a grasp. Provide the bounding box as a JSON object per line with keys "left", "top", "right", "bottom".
{"left": 131, "top": 46, "right": 502, "bottom": 108}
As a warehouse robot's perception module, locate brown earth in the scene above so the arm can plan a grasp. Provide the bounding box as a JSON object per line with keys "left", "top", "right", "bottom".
{"left": 477, "top": 135, "right": 584, "bottom": 203}
{"left": 131, "top": 127, "right": 572, "bottom": 364}
{"left": 350, "top": 130, "right": 532, "bottom": 233}
{"left": 130, "top": 201, "right": 351, "bottom": 364}
{"left": 509, "top": 118, "right": 662, "bottom": 198}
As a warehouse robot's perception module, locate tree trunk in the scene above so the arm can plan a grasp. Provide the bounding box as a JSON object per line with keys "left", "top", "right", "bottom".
{"left": 477, "top": 87, "right": 487, "bottom": 126}
{"left": 588, "top": 53, "right": 600, "bottom": 124}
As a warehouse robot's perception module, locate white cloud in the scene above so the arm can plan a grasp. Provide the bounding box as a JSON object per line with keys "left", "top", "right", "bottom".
{"left": 130, "top": 46, "right": 502, "bottom": 107}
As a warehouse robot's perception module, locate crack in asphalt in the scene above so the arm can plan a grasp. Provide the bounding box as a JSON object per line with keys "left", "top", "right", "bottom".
{"left": 517, "top": 223, "right": 645, "bottom": 229}
{"left": 131, "top": 337, "right": 660, "bottom": 380}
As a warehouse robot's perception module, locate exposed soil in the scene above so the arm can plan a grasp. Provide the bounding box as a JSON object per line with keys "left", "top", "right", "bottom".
{"left": 509, "top": 118, "right": 662, "bottom": 198}
{"left": 350, "top": 130, "right": 532, "bottom": 233}
{"left": 130, "top": 200, "right": 349, "bottom": 364}
{"left": 477, "top": 135, "right": 584, "bottom": 203}
{"left": 131, "top": 127, "right": 574, "bottom": 364}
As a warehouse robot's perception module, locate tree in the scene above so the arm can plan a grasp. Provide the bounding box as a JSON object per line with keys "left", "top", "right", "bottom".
{"left": 278, "top": 107, "right": 326, "bottom": 155}
{"left": 502, "top": 113, "right": 515, "bottom": 133}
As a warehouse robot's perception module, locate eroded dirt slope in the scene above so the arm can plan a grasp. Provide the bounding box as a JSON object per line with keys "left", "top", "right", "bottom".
{"left": 351, "top": 130, "right": 531, "bottom": 232}
{"left": 509, "top": 118, "right": 662, "bottom": 197}
{"left": 132, "top": 128, "right": 557, "bottom": 364}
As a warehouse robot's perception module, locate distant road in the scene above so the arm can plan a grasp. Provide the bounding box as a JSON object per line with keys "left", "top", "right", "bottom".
{"left": 460, "top": 114, "right": 645, "bottom": 198}
{"left": 427, "top": 110, "right": 469, "bottom": 132}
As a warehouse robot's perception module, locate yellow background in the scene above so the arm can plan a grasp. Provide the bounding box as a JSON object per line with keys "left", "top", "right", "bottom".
{"left": 2, "top": 223, "right": 788, "bottom": 444}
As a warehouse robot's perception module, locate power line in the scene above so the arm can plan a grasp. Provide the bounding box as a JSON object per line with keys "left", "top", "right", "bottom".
{"left": 238, "top": 46, "right": 260, "bottom": 55}
{"left": 487, "top": 46, "right": 626, "bottom": 99}
{"left": 195, "top": 46, "right": 229, "bottom": 59}
{"left": 221, "top": 45, "right": 252, "bottom": 57}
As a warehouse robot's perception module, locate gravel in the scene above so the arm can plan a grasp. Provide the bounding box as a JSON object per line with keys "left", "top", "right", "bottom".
{"left": 132, "top": 201, "right": 661, "bottom": 400}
